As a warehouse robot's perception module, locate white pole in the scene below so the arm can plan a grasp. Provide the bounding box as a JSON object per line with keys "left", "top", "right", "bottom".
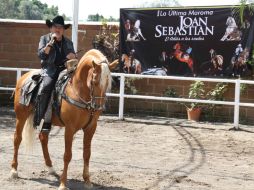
{"left": 119, "top": 75, "right": 125, "bottom": 120}
{"left": 234, "top": 79, "right": 240, "bottom": 129}
{"left": 17, "top": 69, "right": 21, "bottom": 81}
{"left": 72, "top": 0, "right": 79, "bottom": 52}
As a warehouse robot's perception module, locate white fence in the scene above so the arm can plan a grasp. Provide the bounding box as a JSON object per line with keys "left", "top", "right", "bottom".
{"left": 1, "top": 67, "right": 254, "bottom": 129}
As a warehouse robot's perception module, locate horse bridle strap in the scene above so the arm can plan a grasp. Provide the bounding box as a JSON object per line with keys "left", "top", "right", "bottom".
{"left": 62, "top": 92, "right": 103, "bottom": 111}
{"left": 62, "top": 59, "right": 108, "bottom": 111}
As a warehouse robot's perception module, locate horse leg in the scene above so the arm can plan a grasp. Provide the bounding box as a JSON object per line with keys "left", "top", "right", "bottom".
{"left": 136, "top": 64, "right": 141, "bottom": 74}
{"left": 59, "top": 128, "right": 75, "bottom": 190}
{"left": 10, "top": 118, "right": 26, "bottom": 178}
{"left": 220, "top": 32, "right": 228, "bottom": 41}
{"left": 83, "top": 124, "right": 97, "bottom": 188}
{"left": 39, "top": 131, "right": 56, "bottom": 174}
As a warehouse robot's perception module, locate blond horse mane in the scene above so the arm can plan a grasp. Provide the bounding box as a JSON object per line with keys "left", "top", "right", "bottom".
{"left": 78, "top": 49, "right": 112, "bottom": 92}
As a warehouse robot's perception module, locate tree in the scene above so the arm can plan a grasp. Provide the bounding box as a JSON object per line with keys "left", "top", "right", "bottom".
{"left": 0, "top": 0, "right": 60, "bottom": 20}
{"left": 87, "top": 14, "right": 104, "bottom": 21}
{"left": 19, "top": 0, "right": 42, "bottom": 20}
{"left": 87, "top": 14, "right": 119, "bottom": 22}
{"left": 236, "top": 0, "right": 254, "bottom": 24}
{"left": 0, "top": 0, "right": 19, "bottom": 19}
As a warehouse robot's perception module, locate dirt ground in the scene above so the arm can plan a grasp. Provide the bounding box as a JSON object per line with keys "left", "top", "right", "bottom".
{"left": 0, "top": 108, "right": 254, "bottom": 190}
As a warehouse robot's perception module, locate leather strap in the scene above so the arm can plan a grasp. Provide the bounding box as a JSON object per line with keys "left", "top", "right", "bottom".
{"left": 62, "top": 92, "right": 103, "bottom": 111}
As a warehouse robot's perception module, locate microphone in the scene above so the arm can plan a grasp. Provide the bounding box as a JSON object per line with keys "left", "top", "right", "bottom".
{"left": 52, "top": 37, "right": 56, "bottom": 44}
{"left": 51, "top": 33, "right": 57, "bottom": 44}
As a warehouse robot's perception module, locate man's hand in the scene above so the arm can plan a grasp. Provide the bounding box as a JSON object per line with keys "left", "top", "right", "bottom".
{"left": 47, "top": 33, "right": 57, "bottom": 46}
{"left": 44, "top": 34, "right": 57, "bottom": 54}
{"left": 51, "top": 33, "right": 57, "bottom": 40}
{"left": 66, "top": 53, "right": 76, "bottom": 60}
{"left": 45, "top": 34, "right": 56, "bottom": 49}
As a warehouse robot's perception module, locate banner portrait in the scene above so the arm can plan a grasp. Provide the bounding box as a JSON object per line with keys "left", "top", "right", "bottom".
{"left": 120, "top": 6, "right": 254, "bottom": 77}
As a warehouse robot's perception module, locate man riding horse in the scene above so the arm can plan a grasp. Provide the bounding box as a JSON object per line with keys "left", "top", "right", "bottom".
{"left": 10, "top": 16, "right": 119, "bottom": 189}
{"left": 35, "top": 15, "right": 76, "bottom": 133}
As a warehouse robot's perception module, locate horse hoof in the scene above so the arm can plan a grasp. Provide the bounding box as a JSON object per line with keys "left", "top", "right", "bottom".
{"left": 58, "top": 185, "right": 69, "bottom": 190}
{"left": 10, "top": 169, "right": 18, "bottom": 179}
{"left": 46, "top": 166, "right": 56, "bottom": 175}
{"left": 84, "top": 181, "right": 93, "bottom": 189}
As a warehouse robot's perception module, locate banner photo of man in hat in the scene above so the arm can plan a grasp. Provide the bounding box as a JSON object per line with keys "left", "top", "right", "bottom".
{"left": 35, "top": 15, "right": 76, "bottom": 133}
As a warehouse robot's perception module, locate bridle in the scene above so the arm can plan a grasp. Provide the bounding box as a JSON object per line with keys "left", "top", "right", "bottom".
{"left": 62, "top": 60, "right": 109, "bottom": 113}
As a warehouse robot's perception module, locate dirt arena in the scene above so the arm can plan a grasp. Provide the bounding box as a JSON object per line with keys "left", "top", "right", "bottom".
{"left": 0, "top": 108, "right": 254, "bottom": 190}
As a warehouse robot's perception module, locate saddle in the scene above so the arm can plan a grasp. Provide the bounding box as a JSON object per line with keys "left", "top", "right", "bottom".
{"left": 19, "top": 70, "right": 42, "bottom": 106}
{"left": 19, "top": 59, "right": 78, "bottom": 117}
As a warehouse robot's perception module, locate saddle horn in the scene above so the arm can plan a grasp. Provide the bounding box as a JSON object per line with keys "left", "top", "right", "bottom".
{"left": 66, "top": 59, "right": 78, "bottom": 73}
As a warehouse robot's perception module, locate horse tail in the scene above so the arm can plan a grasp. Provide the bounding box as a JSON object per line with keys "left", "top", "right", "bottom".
{"left": 22, "top": 113, "right": 36, "bottom": 153}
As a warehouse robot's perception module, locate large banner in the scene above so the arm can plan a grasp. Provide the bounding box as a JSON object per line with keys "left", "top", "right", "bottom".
{"left": 120, "top": 6, "right": 254, "bottom": 77}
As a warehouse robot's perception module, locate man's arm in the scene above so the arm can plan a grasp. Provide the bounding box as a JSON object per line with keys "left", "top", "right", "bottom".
{"left": 38, "top": 35, "right": 55, "bottom": 60}
{"left": 65, "top": 40, "right": 76, "bottom": 59}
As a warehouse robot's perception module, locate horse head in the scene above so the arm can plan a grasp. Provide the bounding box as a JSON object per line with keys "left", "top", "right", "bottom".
{"left": 226, "top": 16, "right": 237, "bottom": 28}
{"left": 73, "top": 49, "right": 118, "bottom": 109}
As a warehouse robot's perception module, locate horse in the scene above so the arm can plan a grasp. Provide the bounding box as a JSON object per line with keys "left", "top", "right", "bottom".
{"left": 172, "top": 42, "right": 193, "bottom": 72}
{"left": 126, "top": 20, "right": 146, "bottom": 42}
{"left": 199, "top": 49, "right": 223, "bottom": 76}
{"left": 121, "top": 54, "right": 142, "bottom": 74}
{"left": 231, "top": 48, "right": 251, "bottom": 76}
{"left": 220, "top": 16, "right": 241, "bottom": 41}
{"left": 228, "top": 28, "right": 242, "bottom": 41}
{"left": 133, "top": 20, "right": 146, "bottom": 41}
{"left": 10, "top": 49, "right": 118, "bottom": 190}
{"left": 209, "top": 49, "right": 223, "bottom": 69}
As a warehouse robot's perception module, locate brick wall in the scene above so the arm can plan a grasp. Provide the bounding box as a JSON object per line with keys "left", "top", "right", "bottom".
{"left": 0, "top": 20, "right": 253, "bottom": 124}
{"left": 107, "top": 78, "right": 254, "bottom": 124}
{"left": 0, "top": 20, "right": 106, "bottom": 86}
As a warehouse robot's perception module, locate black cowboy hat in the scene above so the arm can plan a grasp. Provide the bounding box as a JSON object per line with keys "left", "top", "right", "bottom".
{"left": 46, "top": 15, "right": 71, "bottom": 29}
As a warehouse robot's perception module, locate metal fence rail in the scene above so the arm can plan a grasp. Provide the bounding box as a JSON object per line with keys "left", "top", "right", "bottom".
{"left": 1, "top": 67, "right": 254, "bottom": 129}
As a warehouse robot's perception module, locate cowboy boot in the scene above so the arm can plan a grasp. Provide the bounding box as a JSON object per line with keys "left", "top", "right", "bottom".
{"left": 33, "top": 92, "right": 51, "bottom": 127}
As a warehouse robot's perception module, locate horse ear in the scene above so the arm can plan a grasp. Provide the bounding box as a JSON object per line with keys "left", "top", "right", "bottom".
{"left": 92, "top": 60, "right": 100, "bottom": 68}
{"left": 108, "top": 59, "right": 119, "bottom": 71}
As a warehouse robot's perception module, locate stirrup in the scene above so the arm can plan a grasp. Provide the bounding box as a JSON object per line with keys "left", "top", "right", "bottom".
{"left": 41, "top": 122, "right": 52, "bottom": 133}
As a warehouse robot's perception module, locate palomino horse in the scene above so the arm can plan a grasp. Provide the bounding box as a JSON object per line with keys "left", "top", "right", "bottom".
{"left": 10, "top": 49, "right": 118, "bottom": 190}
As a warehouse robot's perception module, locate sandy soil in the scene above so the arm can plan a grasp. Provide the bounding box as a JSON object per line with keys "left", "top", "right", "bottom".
{"left": 0, "top": 109, "right": 254, "bottom": 190}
